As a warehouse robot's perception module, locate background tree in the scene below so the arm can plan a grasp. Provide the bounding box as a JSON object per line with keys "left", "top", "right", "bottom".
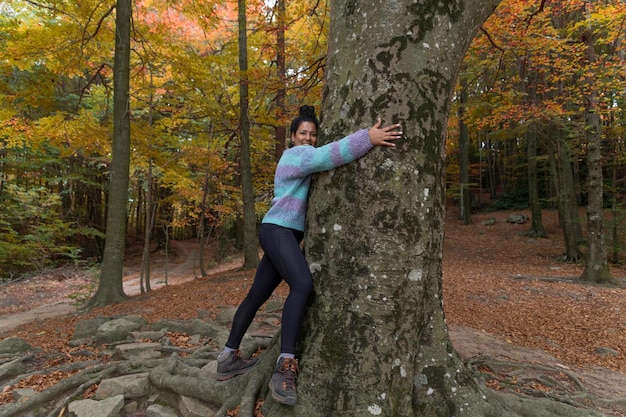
{"left": 89, "top": 0, "right": 132, "bottom": 306}
{"left": 238, "top": 0, "right": 260, "bottom": 270}
{"left": 458, "top": 75, "right": 472, "bottom": 224}
{"left": 579, "top": 0, "right": 618, "bottom": 285}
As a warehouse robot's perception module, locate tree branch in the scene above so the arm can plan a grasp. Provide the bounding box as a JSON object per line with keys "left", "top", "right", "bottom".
{"left": 525, "top": 0, "right": 547, "bottom": 29}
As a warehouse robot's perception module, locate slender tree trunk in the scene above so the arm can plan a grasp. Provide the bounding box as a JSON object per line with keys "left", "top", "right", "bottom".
{"left": 527, "top": 124, "right": 547, "bottom": 237}
{"left": 197, "top": 165, "right": 211, "bottom": 278}
{"left": 0, "top": 146, "right": 5, "bottom": 197}
{"left": 197, "top": 126, "right": 216, "bottom": 278}
{"left": 554, "top": 128, "right": 583, "bottom": 262}
{"left": 580, "top": 6, "right": 616, "bottom": 284}
{"left": 610, "top": 134, "right": 619, "bottom": 263}
{"left": 135, "top": 180, "right": 142, "bottom": 238}
{"left": 458, "top": 76, "right": 471, "bottom": 224}
{"left": 238, "top": 0, "right": 259, "bottom": 270}
{"left": 89, "top": 0, "right": 131, "bottom": 307}
{"left": 487, "top": 138, "right": 497, "bottom": 199}
{"left": 140, "top": 71, "right": 157, "bottom": 293}
{"left": 523, "top": 65, "right": 547, "bottom": 238}
{"left": 140, "top": 161, "right": 154, "bottom": 294}
{"left": 274, "top": 0, "right": 287, "bottom": 161}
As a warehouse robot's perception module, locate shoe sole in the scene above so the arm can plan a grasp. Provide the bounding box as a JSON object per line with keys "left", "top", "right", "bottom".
{"left": 269, "top": 379, "right": 297, "bottom": 406}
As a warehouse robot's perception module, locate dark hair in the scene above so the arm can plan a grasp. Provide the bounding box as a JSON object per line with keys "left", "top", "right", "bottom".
{"left": 290, "top": 105, "right": 319, "bottom": 135}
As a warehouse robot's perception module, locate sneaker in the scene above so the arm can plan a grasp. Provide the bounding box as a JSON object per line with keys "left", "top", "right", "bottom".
{"left": 216, "top": 350, "right": 258, "bottom": 381}
{"left": 269, "top": 357, "right": 299, "bottom": 406}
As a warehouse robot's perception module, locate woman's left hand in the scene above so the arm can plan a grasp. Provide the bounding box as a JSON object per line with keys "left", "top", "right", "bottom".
{"left": 368, "top": 118, "right": 403, "bottom": 147}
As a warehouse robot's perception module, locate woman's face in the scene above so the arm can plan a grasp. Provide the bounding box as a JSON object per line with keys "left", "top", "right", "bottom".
{"left": 291, "top": 121, "right": 318, "bottom": 147}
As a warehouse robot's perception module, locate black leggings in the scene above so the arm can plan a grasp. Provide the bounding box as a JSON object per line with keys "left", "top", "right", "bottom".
{"left": 226, "top": 223, "right": 313, "bottom": 355}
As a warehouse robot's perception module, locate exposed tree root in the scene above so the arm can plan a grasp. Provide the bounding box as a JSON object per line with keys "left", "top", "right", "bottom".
{"left": 149, "top": 338, "right": 279, "bottom": 417}
{"left": 3, "top": 359, "right": 103, "bottom": 389}
{"left": 0, "top": 364, "right": 115, "bottom": 417}
{"left": 468, "top": 355, "right": 626, "bottom": 415}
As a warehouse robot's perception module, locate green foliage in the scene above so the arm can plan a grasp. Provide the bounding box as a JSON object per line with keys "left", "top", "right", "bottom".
{"left": 0, "top": 185, "right": 80, "bottom": 281}
{"left": 488, "top": 188, "right": 529, "bottom": 212}
{"left": 67, "top": 264, "right": 100, "bottom": 307}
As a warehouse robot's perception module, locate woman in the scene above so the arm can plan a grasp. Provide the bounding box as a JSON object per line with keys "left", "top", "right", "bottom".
{"left": 216, "top": 106, "right": 402, "bottom": 406}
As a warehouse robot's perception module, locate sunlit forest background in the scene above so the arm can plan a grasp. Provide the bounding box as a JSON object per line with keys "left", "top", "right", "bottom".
{"left": 1, "top": 0, "right": 625, "bottom": 280}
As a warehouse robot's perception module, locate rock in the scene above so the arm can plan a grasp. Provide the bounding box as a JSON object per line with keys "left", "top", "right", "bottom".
{"left": 72, "top": 316, "right": 111, "bottom": 342}
{"left": 595, "top": 347, "right": 619, "bottom": 357}
{"left": 148, "top": 318, "right": 220, "bottom": 339}
{"left": 123, "top": 401, "right": 139, "bottom": 415}
{"left": 0, "top": 337, "right": 34, "bottom": 354}
{"left": 482, "top": 217, "right": 496, "bottom": 226}
{"left": 150, "top": 319, "right": 191, "bottom": 334}
{"left": 95, "top": 316, "right": 147, "bottom": 344}
{"left": 147, "top": 404, "right": 179, "bottom": 417}
{"left": 507, "top": 214, "right": 528, "bottom": 224}
{"left": 0, "top": 357, "right": 25, "bottom": 379}
{"left": 95, "top": 373, "right": 151, "bottom": 400}
{"left": 131, "top": 330, "right": 167, "bottom": 342}
{"left": 178, "top": 395, "right": 217, "bottom": 417}
{"left": 68, "top": 394, "right": 125, "bottom": 417}
{"left": 113, "top": 342, "right": 162, "bottom": 360}
{"left": 12, "top": 387, "right": 37, "bottom": 403}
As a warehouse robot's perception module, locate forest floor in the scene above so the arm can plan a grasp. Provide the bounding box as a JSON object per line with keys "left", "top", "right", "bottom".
{"left": 1, "top": 208, "right": 626, "bottom": 414}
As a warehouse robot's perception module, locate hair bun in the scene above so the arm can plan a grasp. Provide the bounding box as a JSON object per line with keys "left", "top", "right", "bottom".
{"left": 299, "top": 105, "right": 317, "bottom": 120}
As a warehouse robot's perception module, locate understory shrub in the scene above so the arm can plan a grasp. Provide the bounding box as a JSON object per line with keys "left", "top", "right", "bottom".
{"left": 0, "top": 185, "right": 80, "bottom": 281}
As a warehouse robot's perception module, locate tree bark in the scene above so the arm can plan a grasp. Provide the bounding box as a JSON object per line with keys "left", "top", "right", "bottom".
{"left": 269, "top": 1, "right": 505, "bottom": 415}
{"left": 140, "top": 161, "right": 154, "bottom": 294}
{"left": 580, "top": 6, "right": 617, "bottom": 285}
{"left": 89, "top": 0, "right": 131, "bottom": 307}
{"left": 523, "top": 65, "right": 547, "bottom": 238}
{"left": 238, "top": 0, "right": 259, "bottom": 270}
{"left": 274, "top": 0, "right": 287, "bottom": 161}
{"left": 458, "top": 75, "right": 472, "bottom": 224}
{"left": 553, "top": 127, "right": 583, "bottom": 262}
{"left": 527, "top": 124, "right": 547, "bottom": 238}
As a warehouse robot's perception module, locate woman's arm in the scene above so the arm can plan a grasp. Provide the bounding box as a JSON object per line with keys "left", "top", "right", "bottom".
{"left": 294, "top": 120, "right": 402, "bottom": 175}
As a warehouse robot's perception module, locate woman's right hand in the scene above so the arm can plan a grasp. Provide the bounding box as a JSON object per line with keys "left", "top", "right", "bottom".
{"left": 368, "top": 118, "right": 403, "bottom": 147}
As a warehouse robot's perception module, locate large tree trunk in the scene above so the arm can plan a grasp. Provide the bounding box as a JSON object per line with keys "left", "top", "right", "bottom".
{"left": 89, "top": 0, "right": 131, "bottom": 307}
{"left": 276, "top": 1, "right": 503, "bottom": 415}
{"left": 238, "top": 0, "right": 259, "bottom": 270}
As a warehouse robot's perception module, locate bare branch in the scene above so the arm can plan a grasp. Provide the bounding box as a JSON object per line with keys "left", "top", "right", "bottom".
{"left": 525, "top": 0, "right": 548, "bottom": 29}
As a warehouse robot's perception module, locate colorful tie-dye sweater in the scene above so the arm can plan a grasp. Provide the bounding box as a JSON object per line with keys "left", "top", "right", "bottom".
{"left": 262, "top": 128, "right": 373, "bottom": 232}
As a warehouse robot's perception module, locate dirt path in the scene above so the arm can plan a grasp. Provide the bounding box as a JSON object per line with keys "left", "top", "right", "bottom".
{"left": 0, "top": 240, "right": 245, "bottom": 333}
